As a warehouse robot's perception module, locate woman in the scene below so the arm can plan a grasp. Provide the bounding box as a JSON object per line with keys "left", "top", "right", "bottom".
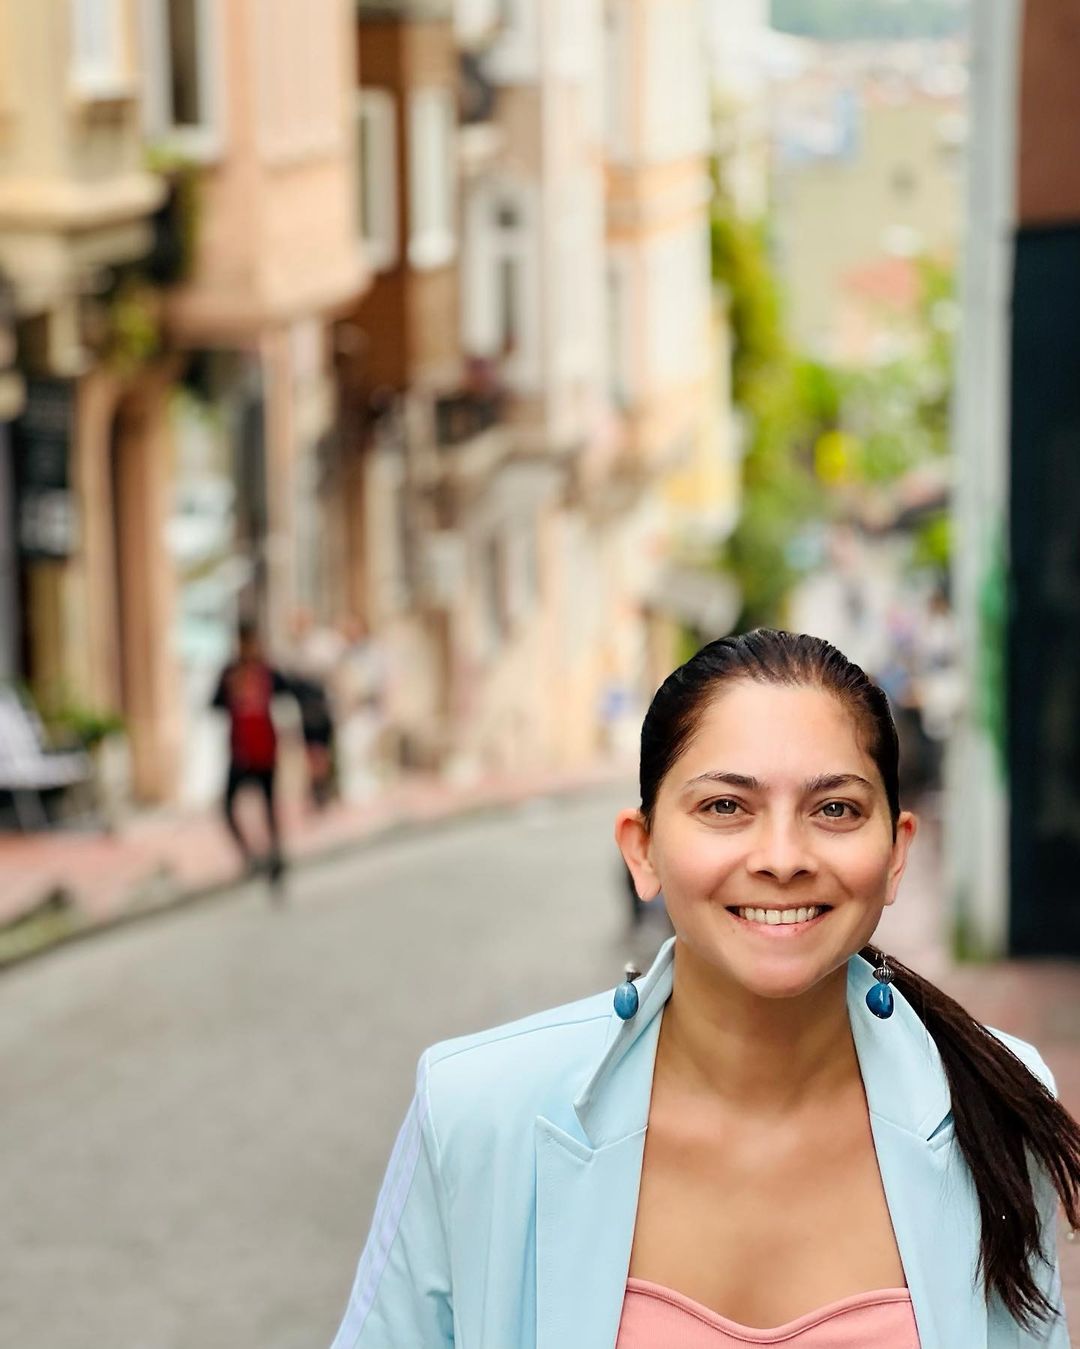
{"left": 330, "top": 631, "right": 1079, "bottom": 1348}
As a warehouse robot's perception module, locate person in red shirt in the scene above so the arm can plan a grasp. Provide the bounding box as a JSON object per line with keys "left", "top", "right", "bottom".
{"left": 211, "top": 621, "right": 293, "bottom": 884}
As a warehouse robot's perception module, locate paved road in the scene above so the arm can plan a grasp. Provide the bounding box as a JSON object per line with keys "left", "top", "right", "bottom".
{"left": 1, "top": 784, "right": 666, "bottom": 1349}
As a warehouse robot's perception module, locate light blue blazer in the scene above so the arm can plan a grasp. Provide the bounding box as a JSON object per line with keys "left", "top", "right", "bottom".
{"left": 331, "top": 938, "right": 1069, "bottom": 1348}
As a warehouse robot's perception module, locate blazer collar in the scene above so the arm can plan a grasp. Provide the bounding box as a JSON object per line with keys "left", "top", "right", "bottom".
{"left": 574, "top": 937, "right": 953, "bottom": 1145}
{"left": 535, "top": 938, "right": 984, "bottom": 1349}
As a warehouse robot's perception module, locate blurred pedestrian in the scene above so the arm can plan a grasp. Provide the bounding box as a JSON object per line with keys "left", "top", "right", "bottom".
{"left": 211, "top": 620, "right": 291, "bottom": 885}
{"left": 288, "top": 609, "right": 342, "bottom": 811}
{"left": 329, "top": 630, "right": 1077, "bottom": 1349}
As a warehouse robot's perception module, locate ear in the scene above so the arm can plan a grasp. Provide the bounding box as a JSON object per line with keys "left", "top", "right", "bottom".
{"left": 883, "top": 810, "right": 917, "bottom": 907}
{"left": 615, "top": 809, "right": 662, "bottom": 902}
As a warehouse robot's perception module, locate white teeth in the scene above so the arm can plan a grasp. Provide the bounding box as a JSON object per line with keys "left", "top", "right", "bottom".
{"left": 736, "top": 906, "right": 821, "bottom": 925}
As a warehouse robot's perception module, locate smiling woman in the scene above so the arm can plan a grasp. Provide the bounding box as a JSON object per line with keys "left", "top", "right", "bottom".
{"left": 328, "top": 631, "right": 1080, "bottom": 1349}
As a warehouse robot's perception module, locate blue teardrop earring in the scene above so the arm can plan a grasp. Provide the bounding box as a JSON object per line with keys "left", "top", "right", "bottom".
{"left": 614, "top": 963, "right": 641, "bottom": 1020}
{"left": 865, "top": 951, "right": 895, "bottom": 1019}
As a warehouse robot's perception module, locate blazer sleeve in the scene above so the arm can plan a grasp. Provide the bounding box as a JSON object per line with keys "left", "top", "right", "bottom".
{"left": 330, "top": 1052, "right": 454, "bottom": 1348}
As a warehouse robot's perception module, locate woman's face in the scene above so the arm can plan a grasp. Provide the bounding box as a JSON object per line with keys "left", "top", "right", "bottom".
{"left": 618, "top": 680, "right": 916, "bottom": 1001}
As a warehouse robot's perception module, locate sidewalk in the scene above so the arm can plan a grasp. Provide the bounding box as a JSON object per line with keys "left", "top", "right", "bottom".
{"left": 0, "top": 760, "right": 632, "bottom": 968}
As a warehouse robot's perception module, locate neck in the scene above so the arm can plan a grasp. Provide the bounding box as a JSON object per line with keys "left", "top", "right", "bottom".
{"left": 658, "top": 938, "right": 858, "bottom": 1114}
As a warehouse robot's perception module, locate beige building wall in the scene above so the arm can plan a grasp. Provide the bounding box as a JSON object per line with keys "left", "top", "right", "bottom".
{"left": 776, "top": 89, "right": 964, "bottom": 360}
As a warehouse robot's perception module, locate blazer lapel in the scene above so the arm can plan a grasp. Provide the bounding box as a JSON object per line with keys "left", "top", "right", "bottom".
{"left": 534, "top": 939, "right": 674, "bottom": 1349}
{"left": 848, "top": 957, "right": 987, "bottom": 1349}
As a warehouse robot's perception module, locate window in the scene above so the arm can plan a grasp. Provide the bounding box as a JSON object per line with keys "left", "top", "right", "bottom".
{"left": 70, "top": 0, "right": 125, "bottom": 95}
{"left": 142, "top": 0, "right": 220, "bottom": 154}
{"left": 357, "top": 91, "right": 399, "bottom": 272}
{"left": 463, "top": 180, "right": 538, "bottom": 389}
{"left": 408, "top": 90, "right": 456, "bottom": 270}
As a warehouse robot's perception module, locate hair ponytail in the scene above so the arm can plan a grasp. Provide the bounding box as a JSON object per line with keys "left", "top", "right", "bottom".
{"left": 864, "top": 947, "right": 1080, "bottom": 1331}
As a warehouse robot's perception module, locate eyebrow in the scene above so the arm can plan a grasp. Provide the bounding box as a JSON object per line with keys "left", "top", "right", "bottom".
{"left": 683, "top": 771, "right": 876, "bottom": 794}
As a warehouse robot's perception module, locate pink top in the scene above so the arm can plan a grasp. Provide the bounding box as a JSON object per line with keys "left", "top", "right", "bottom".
{"left": 616, "top": 1279, "right": 921, "bottom": 1347}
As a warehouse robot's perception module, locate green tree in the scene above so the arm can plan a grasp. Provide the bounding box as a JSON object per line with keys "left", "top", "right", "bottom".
{"left": 712, "top": 200, "right": 832, "bottom": 628}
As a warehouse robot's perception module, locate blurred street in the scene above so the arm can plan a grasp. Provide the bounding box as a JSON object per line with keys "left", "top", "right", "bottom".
{"left": 3, "top": 782, "right": 1079, "bottom": 1349}
{"left": 0, "top": 783, "right": 658, "bottom": 1349}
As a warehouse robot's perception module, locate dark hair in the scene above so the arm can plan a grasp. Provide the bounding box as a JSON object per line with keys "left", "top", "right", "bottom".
{"left": 640, "top": 629, "right": 1080, "bottom": 1330}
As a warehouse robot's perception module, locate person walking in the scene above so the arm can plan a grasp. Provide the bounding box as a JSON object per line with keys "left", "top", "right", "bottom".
{"left": 211, "top": 620, "right": 291, "bottom": 885}
{"left": 329, "top": 629, "right": 1077, "bottom": 1349}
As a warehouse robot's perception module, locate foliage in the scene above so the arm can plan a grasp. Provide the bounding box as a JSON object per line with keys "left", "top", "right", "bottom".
{"left": 770, "top": 0, "right": 967, "bottom": 41}
{"left": 711, "top": 175, "right": 958, "bottom": 627}
{"left": 835, "top": 257, "right": 957, "bottom": 486}
{"left": 46, "top": 702, "right": 125, "bottom": 751}
{"left": 103, "top": 276, "right": 162, "bottom": 376}
{"left": 711, "top": 199, "right": 828, "bottom": 629}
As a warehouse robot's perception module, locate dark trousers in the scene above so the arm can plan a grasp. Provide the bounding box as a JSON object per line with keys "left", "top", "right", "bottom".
{"left": 223, "top": 763, "right": 281, "bottom": 863}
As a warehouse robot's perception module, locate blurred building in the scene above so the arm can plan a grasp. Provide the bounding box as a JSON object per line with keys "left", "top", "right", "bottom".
{"left": 705, "top": 0, "right": 771, "bottom": 219}
{"left": 770, "top": 41, "right": 966, "bottom": 363}
{"left": 0, "top": 0, "right": 366, "bottom": 807}
{"left": 335, "top": 0, "right": 737, "bottom": 780}
{"left": 952, "top": 0, "right": 1080, "bottom": 958}
{"left": 0, "top": 0, "right": 169, "bottom": 794}
{"left": 2, "top": 0, "right": 738, "bottom": 815}
{"left": 159, "top": 0, "right": 366, "bottom": 803}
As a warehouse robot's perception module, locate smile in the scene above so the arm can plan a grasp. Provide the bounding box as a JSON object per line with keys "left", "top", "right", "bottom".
{"left": 727, "top": 905, "right": 831, "bottom": 927}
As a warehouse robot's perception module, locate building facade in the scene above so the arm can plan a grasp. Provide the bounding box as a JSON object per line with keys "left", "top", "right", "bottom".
{"left": 0, "top": 0, "right": 367, "bottom": 809}
{"left": 952, "top": 0, "right": 1080, "bottom": 956}
{"left": 339, "top": 0, "right": 737, "bottom": 782}
{"left": 0, "top": 0, "right": 170, "bottom": 797}
{"left": 159, "top": 0, "right": 367, "bottom": 804}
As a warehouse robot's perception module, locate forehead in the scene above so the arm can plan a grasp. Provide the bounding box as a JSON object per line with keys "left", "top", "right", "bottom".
{"left": 667, "top": 681, "right": 878, "bottom": 787}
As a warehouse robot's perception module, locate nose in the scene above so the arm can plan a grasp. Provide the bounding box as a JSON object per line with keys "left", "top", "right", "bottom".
{"left": 745, "top": 814, "right": 818, "bottom": 885}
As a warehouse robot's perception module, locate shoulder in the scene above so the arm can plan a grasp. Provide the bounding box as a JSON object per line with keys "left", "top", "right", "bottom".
{"left": 985, "top": 1024, "right": 1058, "bottom": 1097}
{"left": 416, "top": 989, "right": 615, "bottom": 1145}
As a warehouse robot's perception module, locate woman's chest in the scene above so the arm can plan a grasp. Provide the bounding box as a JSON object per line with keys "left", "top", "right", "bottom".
{"left": 627, "top": 1098, "right": 906, "bottom": 1329}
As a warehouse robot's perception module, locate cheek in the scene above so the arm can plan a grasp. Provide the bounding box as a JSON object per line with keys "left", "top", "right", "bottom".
{"left": 653, "top": 826, "right": 743, "bottom": 892}
{"left": 831, "top": 839, "right": 894, "bottom": 897}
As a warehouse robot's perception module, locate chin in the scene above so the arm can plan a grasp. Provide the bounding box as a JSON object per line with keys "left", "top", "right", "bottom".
{"left": 734, "top": 960, "right": 828, "bottom": 1001}
{"left": 692, "top": 939, "right": 845, "bottom": 1002}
